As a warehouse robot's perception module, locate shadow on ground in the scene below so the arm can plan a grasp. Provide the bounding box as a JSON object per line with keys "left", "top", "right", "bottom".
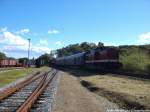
{"left": 53, "top": 66, "right": 150, "bottom": 81}
{"left": 80, "top": 80, "right": 148, "bottom": 110}
{"left": 53, "top": 66, "right": 108, "bottom": 77}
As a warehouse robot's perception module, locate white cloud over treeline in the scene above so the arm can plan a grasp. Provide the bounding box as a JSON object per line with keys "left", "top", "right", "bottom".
{"left": 0, "top": 27, "right": 51, "bottom": 58}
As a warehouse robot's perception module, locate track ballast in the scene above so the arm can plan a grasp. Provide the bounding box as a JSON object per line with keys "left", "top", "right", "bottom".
{"left": 0, "top": 68, "right": 59, "bottom": 112}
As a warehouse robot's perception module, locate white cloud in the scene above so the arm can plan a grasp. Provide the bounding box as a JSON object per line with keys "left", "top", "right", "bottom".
{"left": 0, "top": 28, "right": 51, "bottom": 58}
{"left": 32, "top": 46, "right": 50, "bottom": 53}
{"left": 55, "top": 41, "right": 62, "bottom": 46}
{"left": 0, "top": 31, "right": 28, "bottom": 46}
{"left": 16, "top": 28, "right": 30, "bottom": 35}
{"left": 48, "top": 29, "right": 59, "bottom": 34}
{"left": 39, "top": 39, "right": 48, "bottom": 46}
{"left": 137, "top": 32, "right": 150, "bottom": 44}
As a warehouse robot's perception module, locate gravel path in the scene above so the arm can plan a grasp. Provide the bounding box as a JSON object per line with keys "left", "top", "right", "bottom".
{"left": 53, "top": 71, "right": 119, "bottom": 112}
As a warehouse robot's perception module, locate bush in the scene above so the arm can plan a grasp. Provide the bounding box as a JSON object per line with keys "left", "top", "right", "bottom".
{"left": 119, "top": 47, "right": 150, "bottom": 73}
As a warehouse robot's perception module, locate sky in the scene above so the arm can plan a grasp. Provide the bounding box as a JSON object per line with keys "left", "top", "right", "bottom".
{"left": 0, "top": 0, "right": 150, "bottom": 58}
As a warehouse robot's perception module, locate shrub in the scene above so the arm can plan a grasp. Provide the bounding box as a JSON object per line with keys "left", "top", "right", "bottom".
{"left": 119, "top": 47, "right": 150, "bottom": 73}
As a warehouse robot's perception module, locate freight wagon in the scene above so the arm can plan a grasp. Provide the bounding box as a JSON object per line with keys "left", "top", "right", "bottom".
{"left": 0, "top": 58, "right": 17, "bottom": 67}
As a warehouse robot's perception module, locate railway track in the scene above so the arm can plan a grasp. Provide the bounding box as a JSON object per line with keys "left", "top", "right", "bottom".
{"left": 0, "top": 68, "right": 59, "bottom": 112}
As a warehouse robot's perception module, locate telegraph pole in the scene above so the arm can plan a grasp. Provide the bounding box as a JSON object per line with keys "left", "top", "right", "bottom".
{"left": 28, "top": 38, "right": 31, "bottom": 67}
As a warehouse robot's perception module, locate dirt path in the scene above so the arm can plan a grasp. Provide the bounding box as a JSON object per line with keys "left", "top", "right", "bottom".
{"left": 53, "top": 71, "right": 119, "bottom": 112}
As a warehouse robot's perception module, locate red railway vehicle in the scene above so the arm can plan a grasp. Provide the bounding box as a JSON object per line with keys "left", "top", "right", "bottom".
{"left": 0, "top": 58, "right": 17, "bottom": 67}
{"left": 85, "top": 47, "right": 121, "bottom": 69}
{"left": 0, "top": 59, "right": 8, "bottom": 67}
{"left": 54, "top": 46, "right": 122, "bottom": 70}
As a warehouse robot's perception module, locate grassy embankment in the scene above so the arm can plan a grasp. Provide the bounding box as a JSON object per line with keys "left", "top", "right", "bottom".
{"left": 80, "top": 74, "right": 150, "bottom": 109}
{"left": 119, "top": 45, "right": 150, "bottom": 74}
{"left": 79, "top": 45, "right": 150, "bottom": 109}
{"left": 0, "top": 66, "right": 49, "bottom": 87}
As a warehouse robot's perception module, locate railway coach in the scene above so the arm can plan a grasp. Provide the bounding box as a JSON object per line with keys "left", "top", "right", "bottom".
{"left": 53, "top": 46, "right": 122, "bottom": 70}
{"left": 55, "top": 52, "right": 85, "bottom": 67}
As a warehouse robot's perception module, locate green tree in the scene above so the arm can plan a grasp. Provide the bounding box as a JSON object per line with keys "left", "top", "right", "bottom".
{"left": 56, "top": 42, "right": 102, "bottom": 57}
{"left": 18, "top": 58, "right": 28, "bottom": 65}
{"left": 0, "top": 52, "right": 6, "bottom": 59}
{"left": 98, "top": 42, "right": 104, "bottom": 47}
{"left": 38, "top": 53, "right": 51, "bottom": 65}
{"left": 80, "top": 42, "right": 91, "bottom": 51}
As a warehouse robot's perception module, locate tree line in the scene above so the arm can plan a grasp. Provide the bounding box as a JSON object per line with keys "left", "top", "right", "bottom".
{"left": 0, "top": 52, "right": 6, "bottom": 59}
{"left": 56, "top": 42, "right": 104, "bottom": 57}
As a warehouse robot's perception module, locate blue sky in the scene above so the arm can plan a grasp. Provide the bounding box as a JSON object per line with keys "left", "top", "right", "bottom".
{"left": 0, "top": 0, "right": 150, "bottom": 58}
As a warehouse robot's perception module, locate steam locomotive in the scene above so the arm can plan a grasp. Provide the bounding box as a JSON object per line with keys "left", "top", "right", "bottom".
{"left": 52, "top": 47, "right": 122, "bottom": 70}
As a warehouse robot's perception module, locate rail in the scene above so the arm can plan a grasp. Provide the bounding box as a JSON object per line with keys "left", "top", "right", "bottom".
{"left": 16, "top": 71, "right": 57, "bottom": 112}
{"left": 0, "top": 71, "right": 41, "bottom": 100}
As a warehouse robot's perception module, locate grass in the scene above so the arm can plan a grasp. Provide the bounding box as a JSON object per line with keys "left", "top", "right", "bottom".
{"left": 119, "top": 46, "right": 150, "bottom": 73}
{"left": 80, "top": 74, "right": 150, "bottom": 109}
{"left": 0, "top": 66, "right": 50, "bottom": 87}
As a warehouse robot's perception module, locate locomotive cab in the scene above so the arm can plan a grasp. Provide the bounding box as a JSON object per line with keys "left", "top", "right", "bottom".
{"left": 85, "top": 47, "right": 122, "bottom": 70}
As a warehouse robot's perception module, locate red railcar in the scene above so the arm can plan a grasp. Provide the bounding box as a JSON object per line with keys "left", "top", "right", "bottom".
{"left": 9, "top": 60, "right": 17, "bottom": 66}
{"left": 0, "top": 59, "right": 9, "bottom": 67}
{"left": 0, "top": 58, "right": 17, "bottom": 67}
